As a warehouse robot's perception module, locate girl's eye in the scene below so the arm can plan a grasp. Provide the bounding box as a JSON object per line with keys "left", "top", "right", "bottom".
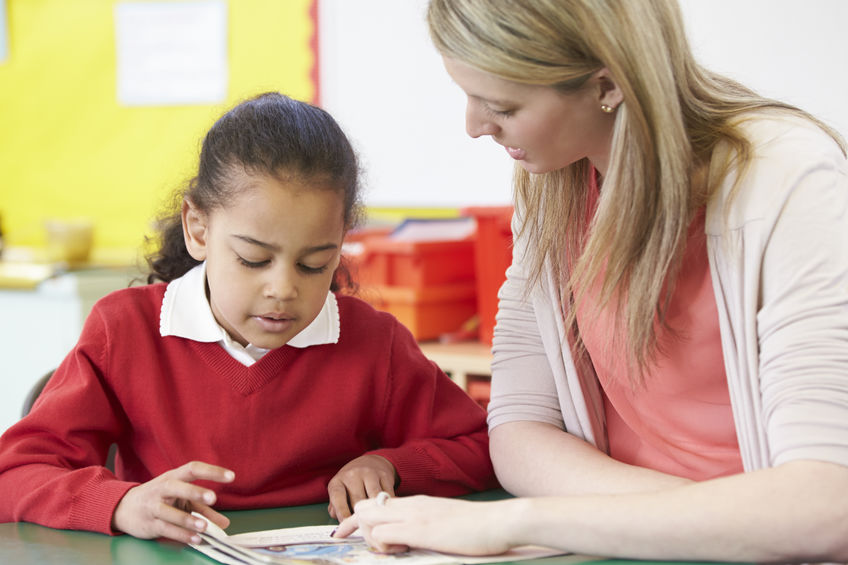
{"left": 237, "top": 256, "right": 269, "bottom": 269}
{"left": 298, "top": 263, "right": 329, "bottom": 275}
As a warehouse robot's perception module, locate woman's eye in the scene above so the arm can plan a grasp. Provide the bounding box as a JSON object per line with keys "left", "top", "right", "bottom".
{"left": 237, "top": 256, "right": 269, "bottom": 269}
{"left": 484, "top": 104, "right": 514, "bottom": 118}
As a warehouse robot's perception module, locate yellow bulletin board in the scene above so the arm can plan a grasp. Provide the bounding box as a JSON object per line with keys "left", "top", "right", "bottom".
{"left": 0, "top": 0, "right": 317, "bottom": 262}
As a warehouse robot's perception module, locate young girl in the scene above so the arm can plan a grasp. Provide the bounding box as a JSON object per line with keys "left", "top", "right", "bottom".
{"left": 336, "top": 0, "right": 848, "bottom": 562}
{"left": 0, "top": 92, "right": 495, "bottom": 545}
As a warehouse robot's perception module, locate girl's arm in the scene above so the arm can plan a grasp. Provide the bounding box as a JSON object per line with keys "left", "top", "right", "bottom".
{"left": 337, "top": 458, "right": 848, "bottom": 562}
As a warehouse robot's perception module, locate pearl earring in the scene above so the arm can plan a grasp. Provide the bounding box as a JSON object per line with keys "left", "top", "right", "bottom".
{"left": 600, "top": 104, "right": 615, "bottom": 113}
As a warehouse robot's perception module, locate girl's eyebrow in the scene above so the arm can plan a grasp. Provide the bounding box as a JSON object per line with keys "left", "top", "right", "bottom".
{"left": 231, "top": 234, "right": 338, "bottom": 254}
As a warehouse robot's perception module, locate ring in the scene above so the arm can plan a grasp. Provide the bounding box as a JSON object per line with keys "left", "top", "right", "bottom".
{"left": 375, "top": 491, "right": 390, "bottom": 507}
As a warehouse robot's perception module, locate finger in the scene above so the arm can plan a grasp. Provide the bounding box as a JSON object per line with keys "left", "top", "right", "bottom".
{"left": 160, "top": 477, "right": 220, "bottom": 509}
{"left": 327, "top": 480, "right": 353, "bottom": 520}
{"left": 327, "top": 502, "right": 337, "bottom": 520}
{"left": 154, "top": 516, "right": 207, "bottom": 545}
{"left": 342, "top": 479, "right": 368, "bottom": 515}
{"left": 192, "top": 502, "right": 231, "bottom": 530}
{"left": 370, "top": 523, "right": 411, "bottom": 554}
{"left": 379, "top": 477, "right": 396, "bottom": 498}
{"left": 172, "top": 461, "right": 236, "bottom": 484}
{"left": 154, "top": 501, "right": 209, "bottom": 537}
{"left": 332, "top": 514, "right": 360, "bottom": 538}
{"left": 363, "top": 474, "right": 386, "bottom": 500}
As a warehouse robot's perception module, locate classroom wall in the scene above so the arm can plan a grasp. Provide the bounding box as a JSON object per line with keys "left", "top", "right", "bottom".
{"left": 0, "top": 0, "right": 316, "bottom": 259}
{"left": 320, "top": 0, "right": 848, "bottom": 208}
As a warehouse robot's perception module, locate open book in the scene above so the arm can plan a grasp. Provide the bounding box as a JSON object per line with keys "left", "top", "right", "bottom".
{"left": 190, "top": 514, "right": 593, "bottom": 565}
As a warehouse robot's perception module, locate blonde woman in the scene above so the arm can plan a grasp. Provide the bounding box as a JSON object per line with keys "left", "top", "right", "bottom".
{"left": 335, "top": 0, "right": 848, "bottom": 561}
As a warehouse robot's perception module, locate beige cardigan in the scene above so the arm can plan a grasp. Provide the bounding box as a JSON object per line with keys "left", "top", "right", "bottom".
{"left": 487, "top": 115, "right": 848, "bottom": 472}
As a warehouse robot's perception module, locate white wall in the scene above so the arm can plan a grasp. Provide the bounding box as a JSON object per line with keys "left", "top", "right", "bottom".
{"left": 319, "top": 0, "right": 848, "bottom": 208}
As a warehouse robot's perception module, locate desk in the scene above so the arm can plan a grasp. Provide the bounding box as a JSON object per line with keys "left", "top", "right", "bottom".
{"left": 0, "top": 489, "right": 744, "bottom": 565}
{"left": 418, "top": 340, "right": 492, "bottom": 390}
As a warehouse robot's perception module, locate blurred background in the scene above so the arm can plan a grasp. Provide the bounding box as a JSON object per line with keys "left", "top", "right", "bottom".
{"left": 1, "top": 0, "right": 846, "bottom": 432}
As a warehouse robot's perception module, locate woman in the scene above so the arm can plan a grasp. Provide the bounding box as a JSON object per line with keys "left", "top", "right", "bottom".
{"left": 335, "top": 0, "right": 848, "bottom": 561}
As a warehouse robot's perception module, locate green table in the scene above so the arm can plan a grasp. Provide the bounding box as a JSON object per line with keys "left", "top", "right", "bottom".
{"left": 0, "top": 490, "right": 736, "bottom": 565}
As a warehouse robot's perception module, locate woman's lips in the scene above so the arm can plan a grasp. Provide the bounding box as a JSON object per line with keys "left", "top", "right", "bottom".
{"left": 505, "top": 146, "right": 526, "bottom": 160}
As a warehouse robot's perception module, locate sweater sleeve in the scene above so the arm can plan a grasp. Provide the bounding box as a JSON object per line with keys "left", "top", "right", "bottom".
{"left": 367, "top": 321, "right": 498, "bottom": 496}
{"left": 0, "top": 304, "right": 138, "bottom": 534}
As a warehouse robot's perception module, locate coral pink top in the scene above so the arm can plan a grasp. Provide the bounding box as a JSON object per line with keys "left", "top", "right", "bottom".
{"left": 575, "top": 188, "right": 743, "bottom": 480}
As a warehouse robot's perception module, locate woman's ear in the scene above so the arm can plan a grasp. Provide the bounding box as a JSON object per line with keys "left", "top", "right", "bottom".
{"left": 594, "top": 67, "right": 624, "bottom": 110}
{"left": 181, "top": 198, "right": 209, "bottom": 261}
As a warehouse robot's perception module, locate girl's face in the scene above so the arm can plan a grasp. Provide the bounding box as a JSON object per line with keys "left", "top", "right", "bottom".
{"left": 183, "top": 171, "right": 345, "bottom": 349}
{"left": 442, "top": 57, "right": 620, "bottom": 175}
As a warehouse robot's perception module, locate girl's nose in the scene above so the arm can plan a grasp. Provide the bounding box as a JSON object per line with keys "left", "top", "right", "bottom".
{"left": 264, "top": 267, "right": 298, "bottom": 300}
{"left": 465, "top": 102, "right": 499, "bottom": 138}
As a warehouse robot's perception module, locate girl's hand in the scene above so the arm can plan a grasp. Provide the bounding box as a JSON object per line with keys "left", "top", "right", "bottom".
{"left": 334, "top": 495, "right": 514, "bottom": 556}
{"left": 111, "top": 461, "right": 235, "bottom": 544}
{"left": 327, "top": 454, "right": 397, "bottom": 520}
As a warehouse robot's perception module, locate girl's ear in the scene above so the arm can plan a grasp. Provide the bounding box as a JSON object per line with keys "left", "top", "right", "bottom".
{"left": 182, "top": 198, "right": 209, "bottom": 261}
{"left": 594, "top": 67, "right": 624, "bottom": 110}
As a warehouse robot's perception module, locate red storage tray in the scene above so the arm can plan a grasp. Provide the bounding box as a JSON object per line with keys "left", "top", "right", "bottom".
{"left": 463, "top": 206, "right": 514, "bottom": 344}
{"left": 355, "top": 238, "right": 476, "bottom": 288}
{"left": 360, "top": 283, "right": 477, "bottom": 341}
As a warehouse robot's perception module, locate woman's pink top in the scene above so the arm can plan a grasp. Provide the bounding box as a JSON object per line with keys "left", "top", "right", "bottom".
{"left": 576, "top": 190, "right": 743, "bottom": 480}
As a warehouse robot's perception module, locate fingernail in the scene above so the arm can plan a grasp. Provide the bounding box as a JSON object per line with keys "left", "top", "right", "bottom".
{"left": 225, "top": 470, "right": 235, "bottom": 481}
{"left": 330, "top": 527, "right": 338, "bottom": 537}
{"left": 191, "top": 535, "right": 202, "bottom": 544}
{"left": 204, "top": 492, "right": 216, "bottom": 504}
{"left": 195, "top": 519, "right": 206, "bottom": 530}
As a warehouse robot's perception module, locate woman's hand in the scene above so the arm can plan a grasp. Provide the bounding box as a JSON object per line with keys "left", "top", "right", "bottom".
{"left": 111, "top": 461, "right": 235, "bottom": 544}
{"left": 327, "top": 454, "right": 397, "bottom": 520}
{"left": 334, "top": 495, "right": 515, "bottom": 556}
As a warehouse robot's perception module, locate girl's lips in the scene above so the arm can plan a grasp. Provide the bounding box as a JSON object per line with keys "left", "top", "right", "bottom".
{"left": 505, "top": 146, "right": 526, "bottom": 160}
{"left": 254, "top": 315, "right": 295, "bottom": 333}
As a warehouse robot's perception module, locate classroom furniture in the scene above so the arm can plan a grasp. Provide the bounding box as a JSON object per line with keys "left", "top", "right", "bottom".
{"left": 0, "top": 265, "right": 142, "bottom": 435}
{"left": 0, "top": 489, "right": 749, "bottom": 565}
{"left": 418, "top": 340, "right": 492, "bottom": 391}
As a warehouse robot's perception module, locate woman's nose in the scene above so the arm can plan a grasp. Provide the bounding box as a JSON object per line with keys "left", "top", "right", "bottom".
{"left": 465, "top": 103, "right": 499, "bottom": 138}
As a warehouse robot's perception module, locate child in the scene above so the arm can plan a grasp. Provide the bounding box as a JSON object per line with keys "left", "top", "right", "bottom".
{"left": 0, "top": 92, "right": 496, "bottom": 545}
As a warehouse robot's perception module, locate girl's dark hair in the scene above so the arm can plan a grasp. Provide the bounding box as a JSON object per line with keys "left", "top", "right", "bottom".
{"left": 146, "top": 92, "right": 362, "bottom": 289}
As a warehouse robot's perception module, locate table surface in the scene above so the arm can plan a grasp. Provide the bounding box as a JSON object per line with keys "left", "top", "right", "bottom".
{"left": 0, "top": 489, "right": 742, "bottom": 565}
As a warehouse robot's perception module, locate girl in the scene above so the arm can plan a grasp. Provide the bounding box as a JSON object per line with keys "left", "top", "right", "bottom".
{"left": 336, "top": 0, "right": 848, "bottom": 562}
{"left": 0, "top": 92, "right": 495, "bottom": 545}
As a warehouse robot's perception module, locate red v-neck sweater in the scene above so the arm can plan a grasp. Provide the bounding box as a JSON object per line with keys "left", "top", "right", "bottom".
{"left": 0, "top": 284, "right": 495, "bottom": 534}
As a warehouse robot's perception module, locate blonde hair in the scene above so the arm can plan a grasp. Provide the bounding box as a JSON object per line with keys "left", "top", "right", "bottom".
{"left": 428, "top": 0, "right": 846, "bottom": 379}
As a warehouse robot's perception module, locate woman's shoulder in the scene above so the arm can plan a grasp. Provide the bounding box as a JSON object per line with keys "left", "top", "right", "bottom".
{"left": 707, "top": 112, "right": 847, "bottom": 230}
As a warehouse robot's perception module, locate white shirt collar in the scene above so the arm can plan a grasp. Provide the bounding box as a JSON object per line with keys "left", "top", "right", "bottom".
{"left": 159, "top": 263, "right": 340, "bottom": 364}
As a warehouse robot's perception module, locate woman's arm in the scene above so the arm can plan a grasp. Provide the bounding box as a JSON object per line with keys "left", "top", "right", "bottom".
{"left": 337, "top": 458, "right": 848, "bottom": 562}
{"left": 490, "top": 421, "right": 690, "bottom": 496}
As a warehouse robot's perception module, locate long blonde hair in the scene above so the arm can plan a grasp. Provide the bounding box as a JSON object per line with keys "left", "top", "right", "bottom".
{"left": 428, "top": 0, "right": 846, "bottom": 378}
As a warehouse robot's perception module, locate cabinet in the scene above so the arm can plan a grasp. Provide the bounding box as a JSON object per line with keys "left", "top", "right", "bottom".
{"left": 0, "top": 266, "right": 141, "bottom": 434}
{"left": 418, "top": 340, "right": 493, "bottom": 408}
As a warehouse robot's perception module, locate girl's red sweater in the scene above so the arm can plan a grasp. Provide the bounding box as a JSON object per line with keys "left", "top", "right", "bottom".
{"left": 0, "top": 284, "right": 495, "bottom": 534}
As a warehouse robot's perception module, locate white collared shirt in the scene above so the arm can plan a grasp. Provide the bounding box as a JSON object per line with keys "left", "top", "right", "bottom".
{"left": 159, "top": 263, "right": 340, "bottom": 366}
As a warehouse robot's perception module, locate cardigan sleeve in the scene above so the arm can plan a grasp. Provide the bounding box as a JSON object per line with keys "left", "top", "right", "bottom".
{"left": 0, "top": 304, "right": 137, "bottom": 534}
{"left": 366, "top": 321, "right": 498, "bottom": 496}
{"left": 485, "top": 207, "right": 568, "bottom": 431}
{"left": 752, "top": 125, "right": 848, "bottom": 468}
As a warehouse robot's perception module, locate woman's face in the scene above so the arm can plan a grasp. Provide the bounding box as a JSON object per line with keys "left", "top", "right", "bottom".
{"left": 442, "top": 57, "right": 619, "bottom": 175}
{"left": 183, "top": 171, "right": 345, "bottom": 349}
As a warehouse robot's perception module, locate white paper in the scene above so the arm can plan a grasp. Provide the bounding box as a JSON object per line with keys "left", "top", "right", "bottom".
{"left": 191, "top": 515, "right": 577, "bottom": 565}
{"left": 114, "top": 0, "right": 228, "bottom": 105}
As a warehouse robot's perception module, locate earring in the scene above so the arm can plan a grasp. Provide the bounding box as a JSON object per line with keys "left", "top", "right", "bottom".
{"left": 600, "top": 104, "right": 615, "bottom": 113}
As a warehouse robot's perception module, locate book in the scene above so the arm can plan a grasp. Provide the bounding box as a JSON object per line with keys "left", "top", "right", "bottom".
{"left": 189, "top": 514, "right": 592, "bottom": 565}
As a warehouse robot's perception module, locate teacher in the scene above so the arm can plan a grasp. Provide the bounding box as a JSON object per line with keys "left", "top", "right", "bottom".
{"left": 337, "top": 0, "right": 848, "bottom": 561}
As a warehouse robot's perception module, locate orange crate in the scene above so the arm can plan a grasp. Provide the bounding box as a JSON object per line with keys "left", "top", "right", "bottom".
{"left": 463, "top": 206, "right": 514, "bottom": 344}
{"left": 355, "top": 238, "right": 476, "bottom": 288}
{"left": 466, "top": 377, "right": 492, "bottom": 409}
{"left": 360, "top": 283, "right": 477, "bottom": 341}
